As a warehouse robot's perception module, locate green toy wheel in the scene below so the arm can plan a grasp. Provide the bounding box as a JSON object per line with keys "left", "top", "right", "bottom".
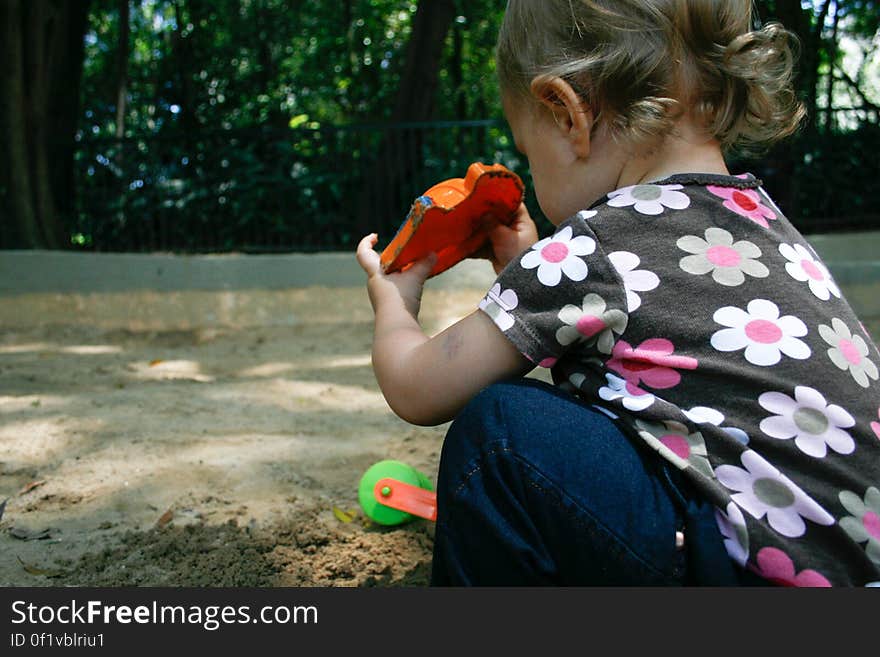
{"left": 415, "top": 468, "right": 433, "bottom": 492}
{"left": 358, "top": 460, "right": 433, "bottom": 526}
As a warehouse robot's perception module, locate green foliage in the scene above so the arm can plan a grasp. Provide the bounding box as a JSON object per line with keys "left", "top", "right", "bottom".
{"left": 794, "top": 123, "right": 880, "bottom": 225}
{"left": 73, "top": 0, "right": 515, "bottom": 251}
{"left": 836, "top": 0, "right": 880, "bottom": 38}
{"left": 68, "top": 0, "right": 879, "bottom": 253}
{"left": 79, "top": 0, "right": 506, "bottom": 137}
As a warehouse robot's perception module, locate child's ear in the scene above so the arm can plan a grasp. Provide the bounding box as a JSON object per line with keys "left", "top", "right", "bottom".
{"left": 530, "top": 75, "right": 593, "bottom": 159}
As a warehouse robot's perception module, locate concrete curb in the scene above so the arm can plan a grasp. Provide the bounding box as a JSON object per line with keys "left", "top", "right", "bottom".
{"left": 1, "top": 230, "right": 877, "bottom": 321}
{"left": 0, "top": 250, "right": 497, "bottom": 295}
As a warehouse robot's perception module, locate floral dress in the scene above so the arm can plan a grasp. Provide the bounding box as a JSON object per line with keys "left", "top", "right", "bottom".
{"left": 478, "top": 173, "right": 880, "bottom": 587}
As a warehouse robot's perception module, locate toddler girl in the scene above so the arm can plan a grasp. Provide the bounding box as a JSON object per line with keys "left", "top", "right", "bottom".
{"left": 356, "top": 0, "right": 880, "bottom": 586}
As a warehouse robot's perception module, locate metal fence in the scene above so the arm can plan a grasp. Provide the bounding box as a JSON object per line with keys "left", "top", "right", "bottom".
{"left": 65, "top": 118, "right": 880, "bottom": 253}
{"left": 70, "top": 120, "right": 540, "bottom": 253}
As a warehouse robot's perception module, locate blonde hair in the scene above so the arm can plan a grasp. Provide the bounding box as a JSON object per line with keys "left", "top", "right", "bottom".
{"left": 497, "top": 0, "right": 806, "bottom": 154}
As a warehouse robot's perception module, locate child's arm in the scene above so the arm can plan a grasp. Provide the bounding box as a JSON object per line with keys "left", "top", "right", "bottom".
{"left": 357, "top": 232, "right": 534, "bottom": 427}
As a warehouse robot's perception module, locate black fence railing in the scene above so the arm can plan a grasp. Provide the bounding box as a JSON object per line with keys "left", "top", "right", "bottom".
{"left": 54, "top": 116, "right": 880, "bottom": 252}
{"left": 70, "top": 120, "right": 543, "bottom": 253}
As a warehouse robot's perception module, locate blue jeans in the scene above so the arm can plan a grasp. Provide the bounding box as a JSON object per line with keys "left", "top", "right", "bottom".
{"left": 430, "top": 379, "right": 766, "bottom": 586}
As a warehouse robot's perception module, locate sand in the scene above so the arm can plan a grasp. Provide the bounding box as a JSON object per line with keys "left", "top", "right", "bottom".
{"left": 2, "top": 269, "right": 876, "bottom": 588}
{"left": 0, "top": 286, "right": 497, "bottom": 587}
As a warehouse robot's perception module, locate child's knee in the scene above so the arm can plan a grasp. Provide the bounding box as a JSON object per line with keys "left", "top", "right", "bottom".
{"left": 454, "top": 378, "right": 549, "bottom": 431}
{"left": 443, "top": 379, "right": 558, "bottom": 460}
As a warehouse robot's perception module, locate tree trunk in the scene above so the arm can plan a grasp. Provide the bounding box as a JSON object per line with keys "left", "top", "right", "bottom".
{"left": 115, "top": 0, "right": 130, "bottom": 141}
{"left": 26, "top": 1, "right": 69, "bottom": 248}
{"left": 344, "top": 0, "right": 355, "bottom": 106}
{"left": 47, "top": 0, "right": 91, "bottom": 230}
{"left": 758, "top": 0, "right": 826, "bottom": 124}
{"left": 753, "top": 0, "right": 824, "bottom": 220}
{"left": 451, "top": 12, "right": 465, "bottom": 120}
{"left": 355, "top": 0, "right": 457, "bottom": 236}
{"left": 0, "top": 0, "right": 91, "bottom": 249}
{"left": 0, "top": 0, "right": 41, "bottom": 247}
{"left": 389, "top": 0, "right": 457, "bottom": 123}
{"left": 823, "top": 3, "right": 840, "bottom": 133}
{"left": 173, "top": 0, "right": 199, "bottom": 137}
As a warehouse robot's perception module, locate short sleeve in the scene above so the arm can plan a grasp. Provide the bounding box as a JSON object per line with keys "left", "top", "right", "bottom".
{"left": 478, "top": 211, "right": 629, "bottom": 367}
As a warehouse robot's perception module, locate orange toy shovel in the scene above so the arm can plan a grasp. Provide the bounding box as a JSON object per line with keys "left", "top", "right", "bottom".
{"left": 380, "top": 162, "right": 525, "bottom": 278}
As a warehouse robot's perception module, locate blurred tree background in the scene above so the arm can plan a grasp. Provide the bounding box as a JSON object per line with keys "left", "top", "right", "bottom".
{"left": 0, "top": 0, "right": 878, "bottom": 252}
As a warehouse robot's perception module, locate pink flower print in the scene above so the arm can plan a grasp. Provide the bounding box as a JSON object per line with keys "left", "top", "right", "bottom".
{"left": 753, "top": 547, "right": 832, "bottom": 587}
{"left": 872, "top": 407, "right": 880, "bottom": 440}
{"left": 597, "top": 373, "right": 656, "bottom": 412}
{"left": 606, "top": 339, "right": 698, "bottom": 390}
{"left": 520, "top": 226, "right": 595, "bottom": 287}
{"left": 818, "top": 318, "right": 878, "bottom": 388}
{"left": 635, "top": 419, "right": 713, "bottom": 477}
{"left": 556, "top": 293, "right": 628, "bottom": 354}
{"left": 839, "top": 486, "right": 880, "bottom": 565}
{"left": 711, "top": 299, "right": 810, "bottom": 367}
{"left": 779, "top": 243, "right": 840, "bottom": 301}
{"left": 707, "top": 186, "right": 777, "bottom": 228}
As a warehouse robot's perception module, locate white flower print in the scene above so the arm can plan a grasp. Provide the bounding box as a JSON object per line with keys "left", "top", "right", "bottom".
{"left": 520, "top": 226, "right": 595, "bottom": 287}
{"left": 635, "top": 419, "right": 713, "bottom": 477}
{"left": 818, "top": 318, "right": 878, "bottom": 388}
{"left": 758, "top": 386, "right": 855, "bottom": 458}
{"left": 591, "top": 405, "right": 620, "bottom": 420}
{"left": 596, "top": 373, "right": 655, "bottom": 411}
{"left": 838, "top": 487, "right": 880, "bottom": 566}
{"left": 715, "top": 450, "right": 834, "bottom": 538}
{"left": 607, "top": 183, "right": 690, "bottom": 216}
{"left": 779, "top": 243, "right": 841, "bottom": 301}
{"left": 677, "top": 227, "right": 769, "bottom": 287}
{"left": 555, "top": 293, "right": 628, "bottom": 354}
{"left": 711, "top": 299, "right": 810, "bottom": 367}
{"left": 479, "top": 284, "right": 518, "bottom": 332}
{"left": 608, "top": 251, "right": 659, "bottom": 312}
{"left": 576, "top": 210, "right": 598, "bottom": 221}
{"left": 715, "top": 502, "right": 749, "bottom": 567}
{"left": 683, "top": 406, "right": 750, "bottom": 445}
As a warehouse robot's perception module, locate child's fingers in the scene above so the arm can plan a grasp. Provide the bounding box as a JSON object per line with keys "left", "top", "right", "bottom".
{"left": 357, "top": 232, "right": 378, "bottom": 249}
{"left": 512, "top": 202, "right": 531, "bottom": 221}
{"left": 356, "top": 233, "right": 381, "bottom": 276}
{"left": 401, "top": 252, "right": 437, "bottom": 282}
{"left": 511, "top": 203, "right": 536, "bottom": 230}
{"left": 488, "top": 221, "right": 515, "bottom": 240}
{"left": 469, "top": 242, "right": 494, "bottom": 261}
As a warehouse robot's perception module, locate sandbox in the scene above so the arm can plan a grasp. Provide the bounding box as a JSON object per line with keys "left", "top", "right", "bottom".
{"left": 1, "top": 234, "right": 877, "bottom": 586}
{"left": 0, "top": 254, "right": 498, "bottom": 586}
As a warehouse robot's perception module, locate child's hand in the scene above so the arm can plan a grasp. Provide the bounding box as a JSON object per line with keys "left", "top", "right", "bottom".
{"left": 357, "top": 233, "right": 437, "bottom": 318}
{"left": 356, "top": 232, "right": 532, "bottom": 427}
{"left": 473, "top": 203, "right": 539, "bottom": 275}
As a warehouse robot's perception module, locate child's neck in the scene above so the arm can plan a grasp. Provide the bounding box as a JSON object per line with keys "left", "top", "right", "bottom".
{"left": 616, "top": 120, "right": 730, "bottom": 188}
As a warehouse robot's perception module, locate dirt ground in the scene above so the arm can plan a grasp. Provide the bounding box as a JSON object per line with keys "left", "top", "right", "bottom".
{"left": 0, "top": 286, "right": 497, "bottom": 587}
{"left": 2, "top": 272, "right": 877, "bottom": 588}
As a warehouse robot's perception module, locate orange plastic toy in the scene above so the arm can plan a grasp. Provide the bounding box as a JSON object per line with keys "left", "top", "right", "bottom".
{"left": 380, "top": 162, "right": 525, "bottom": 278}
